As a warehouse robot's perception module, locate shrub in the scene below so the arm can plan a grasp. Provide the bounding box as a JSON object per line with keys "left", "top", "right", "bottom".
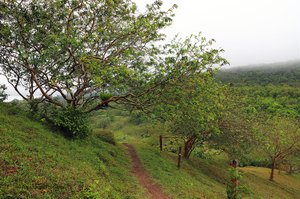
{"left": 226, "top": 164, "right": 252, "bottom": 199}
{"left": 98, "top": 116, "right": 112, "bottom": 129}
{"left": 238, "top": 157, "right": 270, "bottom": 167}
{"left": 100, "top": 93, "right": 113, "bottom": 101}
{"left": 129, "top": 111, "right": 148, "bottom": 125}
{"left": 94, "top": 129, "right": 116, "bottom": 145}
{"left": 49, "top": 107, "right": 90, "bottom": 139}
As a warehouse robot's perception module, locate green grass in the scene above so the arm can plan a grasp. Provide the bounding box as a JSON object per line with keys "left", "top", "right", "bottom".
{"left": 103, "top": 112, "right": 300, "bottom": 199}
{"left": 1, "top": 104, "right": 300, "bottom": 198}
{"left": 135, "top": 144, "right": 227, "bottom": 199}
{"left": 239, "top": 167, "right": 300, "bottom": 199}
{"left": 136, "top": 143, "right": 300, "bottom": 199}
{"left": 0, "top": 103, "right": 145, "bottom": 198}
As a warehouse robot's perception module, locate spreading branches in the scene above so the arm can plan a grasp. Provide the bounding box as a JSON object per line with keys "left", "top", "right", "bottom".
{"left": 0, "top": 0, "right": 228, "bottom": 118}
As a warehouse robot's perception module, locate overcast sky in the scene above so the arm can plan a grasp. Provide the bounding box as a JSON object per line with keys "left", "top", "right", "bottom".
{"left": 1, "top": 0, "right": 300, "bottom": 100}
{"left": 136, "top": 0, "right": 300, "bottom": 66}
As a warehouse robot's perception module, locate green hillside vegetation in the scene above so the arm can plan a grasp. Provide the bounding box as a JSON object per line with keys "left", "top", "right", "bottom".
{"left": 216, "top": 60, "right": 300, "bottom": 86}
{"left": 216, "top": 61, "right": 300, "bottom": 118}
{"left": 89, "top": 109, "right": 300, "bottom": 199}
{"left": 1, "top": 1, "right": 300, "bottom": 198}
{"left": 0, "top": 103, "right": 145, "bottom": 198}
{"left": 1, "top": 102, "right": 300, "bottom": 198}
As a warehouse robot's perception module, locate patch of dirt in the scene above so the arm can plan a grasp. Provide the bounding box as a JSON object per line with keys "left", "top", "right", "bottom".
{"left": 2, "top": 166, "right": 18, "bottom": 176}
{"left": 124, "top": 143, "right": 170, "bottom": 199}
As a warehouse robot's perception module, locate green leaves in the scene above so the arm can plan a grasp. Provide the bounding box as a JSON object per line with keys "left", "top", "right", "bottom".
{"left": 0, "top": 0, "right": 177, "bottom": 108}
{"left": 152, "top": 69, "right": 225, "bottom": 140}
{"left": 49, "top": 107, "right": 90, "bottom": 138}
{"left": 0, "top": 0, "right": 229, "bottom": 126}
{"left": 0, "top": 84, "right": 8, "bottom": 102}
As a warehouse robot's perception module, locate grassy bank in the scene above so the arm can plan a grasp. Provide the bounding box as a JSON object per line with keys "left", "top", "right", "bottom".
{"left": 105, "top": 112, "right": 300, "bottom": 199}
{"left": 0, "top": 103, "right": 144, "bottom": 198}
{"left": 1, "top": 103, "right": 300, "bottom": 198}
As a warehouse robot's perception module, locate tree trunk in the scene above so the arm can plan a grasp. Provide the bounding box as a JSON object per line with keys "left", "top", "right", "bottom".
{"left": 269, "top": 158, "right": 276, "bottom": 181}
{"left": 183, "top": 136, "right": 197, "bottom": 159}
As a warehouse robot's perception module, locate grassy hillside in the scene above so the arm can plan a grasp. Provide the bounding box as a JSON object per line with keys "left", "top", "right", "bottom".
{"left": 1, "top": 103, "right": 300, "bottom": 198}
{"left": 93, "top": 111, "right": 300, "bottom": 199}
{"left": 0, "top": 103, "right": 145, "bottom": 198}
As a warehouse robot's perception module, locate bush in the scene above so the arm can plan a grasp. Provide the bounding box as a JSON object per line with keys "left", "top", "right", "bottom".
{"left": 98, "top": 116, "right": 113, "bottom": 129}
{"left": 49, "top": 107, "right": 90, "bottom": 139}
{"left": 226, "top": 165, "right": 252, "bottom": 199}
{"left": 129, "top": 111, "right": 148, "bottom": 125}
{"left": 238, "top": 157, "right": 270, "bottom": 167}
{"left": 94, "top": 129, "right": 116, "bottom": 145}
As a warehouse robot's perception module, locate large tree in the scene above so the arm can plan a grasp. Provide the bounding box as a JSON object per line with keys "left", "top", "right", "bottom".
{"left": 0, "top": 0, "right": 166, "bottom": 108}
{"left": 0, "top": 0, "right": 228, "bottom": 138}
{"left": 0, "top": 0, "right": 227, "bottom": 113}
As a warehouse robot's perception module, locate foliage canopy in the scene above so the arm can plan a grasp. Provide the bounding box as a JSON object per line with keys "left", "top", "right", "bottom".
{"left": 0, "top": 0, "right": 227, "bottom": 113}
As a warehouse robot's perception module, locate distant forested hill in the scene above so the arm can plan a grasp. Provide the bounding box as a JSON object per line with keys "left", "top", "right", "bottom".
{"left": 216, "top": 60, "right": 300, "bottom": 86}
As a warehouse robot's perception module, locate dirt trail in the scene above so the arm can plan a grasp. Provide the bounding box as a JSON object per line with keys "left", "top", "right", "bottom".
{"left": 124, "top": 143, "right": 170, "bottom": 199}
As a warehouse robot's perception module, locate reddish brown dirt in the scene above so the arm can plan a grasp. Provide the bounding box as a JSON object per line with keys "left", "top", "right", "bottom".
{"left": 124, "top": 143, "right": 170, "bottom": 199}
{"left": 2, "top": 166, "right": 18, "bottom": 176}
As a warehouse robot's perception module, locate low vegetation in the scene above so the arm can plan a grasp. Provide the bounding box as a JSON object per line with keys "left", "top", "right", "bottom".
{"left": 96, "top": 109, "right": 300, "bottom": 198}
{"left": 1, "top": 96, "right": 300, "bottom": 198}
{"left": 0, "top": 103, "right": 145, "bottom": 198}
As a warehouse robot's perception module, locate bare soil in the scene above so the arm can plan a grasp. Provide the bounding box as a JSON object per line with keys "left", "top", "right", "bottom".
{"left": 124, "top": 143, "right": 170, "bottom": 199}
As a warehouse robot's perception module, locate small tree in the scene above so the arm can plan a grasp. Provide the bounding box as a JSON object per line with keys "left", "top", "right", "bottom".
{"left": 154, "top": 72, "right": 225, "bottom": 159}
{"left": 254, "top": 116, "right": 300, "bottom": 181}
{"left": 213, "top": 87, "right": 258, "bottom": 163}
{"left": 0, "top": 84, "right": 8, "bottom": 102}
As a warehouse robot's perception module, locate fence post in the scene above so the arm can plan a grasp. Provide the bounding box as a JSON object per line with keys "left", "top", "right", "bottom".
{"left": 228, "top": 159, "right": 238, "bottom": 199}
{"left": 177, "top": 146, "right": 182, "bottom": 169}
{"left": 159, "top": 135, "right": 163, "bottom": 152}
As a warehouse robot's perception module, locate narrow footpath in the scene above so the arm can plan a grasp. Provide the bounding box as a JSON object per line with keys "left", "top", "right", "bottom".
{"left": 124, "top": 143, "right": 170, "bottom": 199}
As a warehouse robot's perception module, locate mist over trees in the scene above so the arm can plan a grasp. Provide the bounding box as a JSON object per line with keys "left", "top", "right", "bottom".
{"left": 216, "top": 60, "right": 300, "bottom": 86}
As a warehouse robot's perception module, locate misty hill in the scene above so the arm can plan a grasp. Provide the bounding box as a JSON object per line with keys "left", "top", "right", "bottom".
{"left": 216, "top": 60, "right": 300, "bottom": 86}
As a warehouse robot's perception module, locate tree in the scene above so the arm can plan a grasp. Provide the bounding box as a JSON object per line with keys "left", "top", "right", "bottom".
{"left": 0, "top": 0, "right": 227, "bottom": 138}
{"left": 0, "top": 0, "right": 172, "bottom": 109}
{"left": 0, "top": 0, "right": 227, "bottom": 113}
{"left": 153, "top": 71, "right": 225, "bottom": 159}
{"left": 254, "top": 116, "right": 300, "bottom": 181}
{"left": 212, "top": 86, "right": 258, "bottom": 163}
{"left": 0, "top": 84, "right": 8, "bottom": 102}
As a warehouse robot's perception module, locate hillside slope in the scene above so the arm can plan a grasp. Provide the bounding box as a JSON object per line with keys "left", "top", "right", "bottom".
{"left": 93, "top": 112, "right": 300, "bottom": 199}
{"left": 0, "top": 103, "right": 145, "bottom": 198}
{"left": 1, "top": 103, "right": 300, "bottom": 198}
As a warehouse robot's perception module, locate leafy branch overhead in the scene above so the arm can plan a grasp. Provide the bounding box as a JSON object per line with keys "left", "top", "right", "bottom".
{"left": 0, "top": 0, "right": 227, "bottom": 112}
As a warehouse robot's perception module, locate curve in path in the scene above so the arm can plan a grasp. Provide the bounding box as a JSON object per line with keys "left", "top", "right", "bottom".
{"left": 124, "top": 143, "right": 170, "bottom": 199}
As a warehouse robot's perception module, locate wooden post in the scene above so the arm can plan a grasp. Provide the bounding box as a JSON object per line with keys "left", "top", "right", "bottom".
{"left": 230, "top": 159, "right": 238, "bottom": 198}
{"left": 159, "top": 135, "right": 163, "bottom": 152}
{"left": 177, "top": 146, "right": 182, "bottom": 169}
